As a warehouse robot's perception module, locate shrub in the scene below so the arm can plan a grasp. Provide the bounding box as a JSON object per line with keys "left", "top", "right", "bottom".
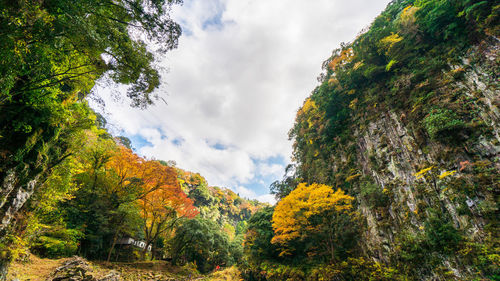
{"left": 360, "top": 182, "right": 389, "bottom": 208}
{"left": 424, "top": 215, "right": 462, "bottom": 253}
{"left": 31, "top": 227, "right": 82, "bottom": 258}
{"left": 424, "top": 109, "right": 467, "bottom": 141}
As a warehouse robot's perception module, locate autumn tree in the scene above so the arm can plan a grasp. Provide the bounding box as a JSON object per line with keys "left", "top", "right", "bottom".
{"left": 138, "top": 161, "right": 198, "bottom": 258}
{"left": 102, "top": 146, "right": 198, "bottom": 260}
{"left": 101, "top": 146, "right": 147, "bottom": 261}
{"left": 271, "top": 183, "right": 355, "bottom": 262}
{"left": 62, "top": 132, "right": 145, "bottom": 260}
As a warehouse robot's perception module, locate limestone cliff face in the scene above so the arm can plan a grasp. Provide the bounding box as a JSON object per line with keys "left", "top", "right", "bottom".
{"left": 0, "top": 170, "right": 40, "bottom": 232}
{"left": 329, "top": 39, "right": 499, "bottom": 278}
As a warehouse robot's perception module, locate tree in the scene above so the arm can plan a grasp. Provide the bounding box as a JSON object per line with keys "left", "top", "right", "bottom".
{"left": 244, "top": 207, "right": 280, "bottom": 262}
{"left": 0, "top": 0, "right": 183, "bottom": 275}
{"left": 271, "top": 183, "right": 354, "bottom": 262}
{"left": 138, "top": 160, "right": 198, "bottom": 258}
{"left": 101, "top": 146, "right": 198, "bottom": 260}
{"left": 62, "top": 132, "right": 141, "bottom": 260}
{"left": 171, "top": 218, "right": 232, "bottom": 273}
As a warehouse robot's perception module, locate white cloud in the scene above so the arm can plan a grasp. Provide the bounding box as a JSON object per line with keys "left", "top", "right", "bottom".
{"left": 258, "top": 163, "right": 285, "bottom": 179}
{"left": 89, "top": 0, "right": 390, "bottom": 199}
{"left": 235, "top": 186, "right": 276, "bottom": 205}
{"left": 235, "top": 185, "right": 256, "bottom": 199}
{"left": 257, "top": 194, "right": 277, "bottom": 205}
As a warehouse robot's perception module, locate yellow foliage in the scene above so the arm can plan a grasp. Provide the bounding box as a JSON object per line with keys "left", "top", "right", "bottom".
{"left": 345, "top": 173, "right": 361, "bottom": 182}
{"left": 328, "top": 77, "right": 339, "bottom": 87}
{"left": 328, "top": 48, "right": 354, "bottom": 71}
{"left": 438, "top": 170, "right": 457, "bottom": 179}
{"left": 353, "top": 60, "right": 364, "bottom": 70}
{"left": 348, "top": 98, "right": 358, "bottom": 110}
{"left": 400, "top": 5, "right": 420, "bottom": 26}
{"left": 208, "top": 266, "right": 242, "bottom": 281}
{"left": 299, "top": 98, "right": 317, "bottom": 115}
{"left": 379, "top": 33, "right": 403, "bottom": 55}
{"left": 297, "top": 98, "right": 326, "bottom": 147}
{"left": 271, "top": 183, "right": 354, "bottom": 245}
{"left": 414, "top": 166, "right": 434, "bottom": 179}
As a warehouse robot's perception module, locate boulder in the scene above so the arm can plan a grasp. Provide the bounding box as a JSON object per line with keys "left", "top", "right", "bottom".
{"left": 47, "top": 257, "right": 121, "bottom": 281}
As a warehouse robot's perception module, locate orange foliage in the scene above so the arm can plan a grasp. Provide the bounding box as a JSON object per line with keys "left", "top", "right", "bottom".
{"left": 328, "top": 48, "right": 354, "bottom": 72}
{"left": 107, "top": 146, "right": 198, "bottom": 250}
{"left": 138, "top": 161, "right": 198, "bottom": 249}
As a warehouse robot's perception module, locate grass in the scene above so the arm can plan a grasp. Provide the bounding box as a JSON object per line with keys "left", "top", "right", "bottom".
{"left": 7, "top": 255, "right": 70, "bottom": 281}
{"left": 203, "top": 266, "right": 242, "bottom": 281}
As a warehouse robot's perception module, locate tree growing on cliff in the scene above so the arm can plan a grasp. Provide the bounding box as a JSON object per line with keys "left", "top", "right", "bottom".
{"left": 271, "top": 183, "right": 355, "bottom": 262}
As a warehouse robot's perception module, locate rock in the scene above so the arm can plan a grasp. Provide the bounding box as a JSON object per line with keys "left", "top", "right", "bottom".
{"left": 98, "top": 272, "right": 121, "bottom": 281}
{"left": 47, "top": 257, "right": 122, "bottom": 281}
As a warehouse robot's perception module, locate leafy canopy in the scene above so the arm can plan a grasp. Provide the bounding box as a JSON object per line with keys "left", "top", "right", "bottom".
{"left": 271, "top": 183, "right": 354, "bottom": 246}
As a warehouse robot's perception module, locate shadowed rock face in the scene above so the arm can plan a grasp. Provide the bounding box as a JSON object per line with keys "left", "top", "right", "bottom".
{"left": 0, "top": 170, "right": 40, "bottom": 233}
{"left": 319, "top": 39, "right": 500, "bottom": 279}
{"left": 49, "top": 257, "right": 121, "bottom": 281}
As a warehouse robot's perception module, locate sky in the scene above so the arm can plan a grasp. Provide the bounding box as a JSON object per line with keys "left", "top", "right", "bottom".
{"left": 89, "top": 0, "right": 390, "bottom": 204}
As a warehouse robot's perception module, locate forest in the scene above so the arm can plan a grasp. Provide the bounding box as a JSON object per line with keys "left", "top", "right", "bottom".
{"left": 0, "top": 0, "right": 499, "bottom": 280}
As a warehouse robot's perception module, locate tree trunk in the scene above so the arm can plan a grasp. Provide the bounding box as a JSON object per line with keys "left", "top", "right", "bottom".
{"left": 142, "top": 241, "right": 152, "bottom": 260}
{"left": 0, "top": 259, "right": 8, "bottom": 281}
{"left": 107, "top": 229, "right": 120, "bottom": 262}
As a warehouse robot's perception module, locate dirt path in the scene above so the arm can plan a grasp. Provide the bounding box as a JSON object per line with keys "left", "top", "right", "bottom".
{"left": 7, "top": 255, "right": 70, "bottom": 281}
{"left": 7, "top": 256, "right": 241, "bottom": 281}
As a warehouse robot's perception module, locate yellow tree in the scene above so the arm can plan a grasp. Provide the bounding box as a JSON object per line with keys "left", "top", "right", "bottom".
{"left": 271, "top": 183, "right": 354, "bottom": 262}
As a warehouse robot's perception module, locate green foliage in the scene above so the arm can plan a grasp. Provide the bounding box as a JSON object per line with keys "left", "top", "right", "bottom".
{"left": 242, "top": 261, "right": 305, "bottom": 281}
{"left": 189, "top": 184, "right": 215, "bottom": 207}
{"left": 244, "top": 207, "right": 280, "bottom": 263}
{"left": 229, "top": 234, "right": 245, "bottom": 265}
{"left": 47, "top": 131, "right": 144, "bottom": 260}
{"left": 459, "top": 241, "right": 500, "bottom": 279}
{"left": 266, "top": 1, "right": 499, "bottom": 280}
{"left": 31, "top": 227, "right": 83, "bottom": 258}
{"left": 289, "top": 0, "right": 498, "bottom": 187}
{"left": 423, "top": 214, "right": 462, "bottom": 254}
{"left": 423, "top": 109, "right": 467, "bottom": 141}
{"left": 270, "top": 164, "right": 299, "bottom": 200}
{"left": 396, "top": 231, "right": 429, "bottom": 265}
{"left": 310, "top": 257, "right": 402, "bottom": 281}
{"left": 171, "top": 218, "right": 233, "bottom": 273}
{"left": 0, "top": 0, "right": 183, "bottom": 267}
{"left": 393, "top": 213, "right": 463, "bottom": 276}
{"left": 360, "top": 181, "right": 389, "bottom": 208}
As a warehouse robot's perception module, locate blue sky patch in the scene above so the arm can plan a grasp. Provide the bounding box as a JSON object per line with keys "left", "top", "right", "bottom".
{"left": 211, "top": 142, "right": 227, "bottom": 150}
{"left": 127, "top": 134, "right": 152, "bottom": 151}
{"left": 172, "top": 138, "right": 184, "bottom": 146}
{"left": 201, "top": 1, "right": 225, "bottom": 31}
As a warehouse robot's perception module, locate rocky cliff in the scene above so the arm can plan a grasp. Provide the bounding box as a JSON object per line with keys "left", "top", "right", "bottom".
{"left": 286, "top": 1, "right": 499, "bottom": 279}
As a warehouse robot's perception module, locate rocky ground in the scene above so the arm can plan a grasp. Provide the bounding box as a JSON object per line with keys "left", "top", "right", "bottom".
{"left": 7, "top": 256, "right": 241, "bottom": 281}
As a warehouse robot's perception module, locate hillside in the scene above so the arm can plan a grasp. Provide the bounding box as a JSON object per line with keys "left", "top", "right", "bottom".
{"left": 0, "top": 124, "right": 263, "bottom": 278}
{"left": 243, "top": 0, "right": 499, "bottom": 280}
{"left": 177, "top": 169, "right": 264, "bottom": 226}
